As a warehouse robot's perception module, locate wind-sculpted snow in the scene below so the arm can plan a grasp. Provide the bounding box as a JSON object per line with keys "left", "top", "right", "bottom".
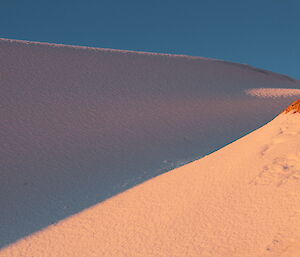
{"left": 1, "top": 107, "right": 300, "bottom": 257}
{"left": 246, "top": 88, "right": 300, "bottom": 98}
{"left": 0, "top": 38, "right": 300, "bottom": 248}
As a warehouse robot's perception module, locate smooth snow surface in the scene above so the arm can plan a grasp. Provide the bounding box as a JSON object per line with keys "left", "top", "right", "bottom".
{"left": 2, "top": 112, "right": 300, "bottom": 256}
{"left": 1, "top": 38, "right": 300, "bottom": 248}
{"left": 246, "top": 88, "right": 300, "bottom": 98}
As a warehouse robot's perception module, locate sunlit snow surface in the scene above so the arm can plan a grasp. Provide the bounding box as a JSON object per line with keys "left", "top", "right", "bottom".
{"left": 246, "top": 88, "right": 300, "bottom": 98}
{"left": 2, "top": 105, "right": 300, "bottom": 257}
{"left": 0, "top": 38, "right": 300, "bottom": 249}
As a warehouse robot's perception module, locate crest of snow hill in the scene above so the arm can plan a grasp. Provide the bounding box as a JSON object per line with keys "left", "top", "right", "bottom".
{"left": 284, "top": 99, "right": 300, "bottom": 114}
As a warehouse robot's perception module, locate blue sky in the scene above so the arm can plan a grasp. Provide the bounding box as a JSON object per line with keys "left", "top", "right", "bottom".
{"left": 1, "top": 0, "right": 299, "bottom": 79}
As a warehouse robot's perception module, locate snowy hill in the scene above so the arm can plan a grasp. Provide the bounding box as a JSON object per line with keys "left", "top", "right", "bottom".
{"left": 1, "top": 102, "right": 300, "bottom": 257}
{"left": 0, "top": 38, "right": 300, "bottom": 248}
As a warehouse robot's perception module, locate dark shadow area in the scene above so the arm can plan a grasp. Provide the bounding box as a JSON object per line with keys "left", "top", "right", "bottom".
{"left": 1, "top": 39, "right": 299, "bottom": 248}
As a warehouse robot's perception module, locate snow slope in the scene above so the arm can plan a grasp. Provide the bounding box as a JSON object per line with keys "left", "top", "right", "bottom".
{"left": 246, "top": 88, "right": 300, "bottom": 98}
{"left": 1, "top": 105, "right": 300, "bottom": 257}
{"left": 0, "top": 38, "right": 300, "bottom": 247}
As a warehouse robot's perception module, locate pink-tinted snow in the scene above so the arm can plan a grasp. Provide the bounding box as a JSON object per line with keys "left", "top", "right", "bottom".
{"left": 0, "top": 38, "right": 299, "bottom": 248}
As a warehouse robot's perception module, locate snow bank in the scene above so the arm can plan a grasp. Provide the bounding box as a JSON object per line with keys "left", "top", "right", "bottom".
{"left": 246, "top": 88, "right": 300, "bottom": 98}
{"left": 2, "top": 108, "right": 300, "bottom": 257}
{"left": 0, "top": 38, "right": 300, "bottom": 248}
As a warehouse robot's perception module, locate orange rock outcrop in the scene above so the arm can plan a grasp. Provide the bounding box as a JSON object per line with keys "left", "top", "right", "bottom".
{"left": 284, "top": 99, "right": 300, "bottom": 114}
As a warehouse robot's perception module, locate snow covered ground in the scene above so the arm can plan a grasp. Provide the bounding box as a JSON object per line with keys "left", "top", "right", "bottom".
{"left": 2, "top": 100, "right": 300, "bottom": 257}
{"left": 246, "top": 88, "right": 300, "bottom": 98}
{"left": 0, "top": 38, "right": 300, "bottom": 251}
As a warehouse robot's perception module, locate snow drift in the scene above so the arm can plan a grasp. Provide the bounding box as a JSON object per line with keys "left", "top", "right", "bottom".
{"left": 246, "top": 88, "right": 300, "bottom": 98}
{"left": 1, "top": 102, "right": 300, "bottom": 257}
{"left": 0, "top": 38, "right": 300, "bottom": 248}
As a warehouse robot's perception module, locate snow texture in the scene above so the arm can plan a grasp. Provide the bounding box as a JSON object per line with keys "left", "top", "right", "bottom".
{"left": 1, "top": 111, "right": 300, "bottom": 257}
{"left": 246, "top": 88, "right": 300, "bottom": 98}
{"left": 0, "top": 38, "right": 300, "bottom": 249}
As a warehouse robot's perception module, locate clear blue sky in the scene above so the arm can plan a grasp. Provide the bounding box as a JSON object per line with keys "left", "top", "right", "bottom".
{"left": 1, "top": 0, "right": 299, "bottom": 79}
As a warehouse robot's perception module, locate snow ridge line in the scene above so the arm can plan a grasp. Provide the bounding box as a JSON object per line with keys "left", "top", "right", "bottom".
{"left": 0, "top": 37, "right": 298, "bottom": 83}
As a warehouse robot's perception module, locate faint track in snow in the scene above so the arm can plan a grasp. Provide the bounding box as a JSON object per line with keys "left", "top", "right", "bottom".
{"left": 262, "top": 210, "right": 300, "bottom": 257}
{"left": 252, "top": 120, "right": 300, "bottom": 187}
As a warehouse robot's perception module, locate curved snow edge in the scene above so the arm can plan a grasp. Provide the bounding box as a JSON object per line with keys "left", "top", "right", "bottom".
{"left": 0, "top": 37, "right": 298, "bottom": 83}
